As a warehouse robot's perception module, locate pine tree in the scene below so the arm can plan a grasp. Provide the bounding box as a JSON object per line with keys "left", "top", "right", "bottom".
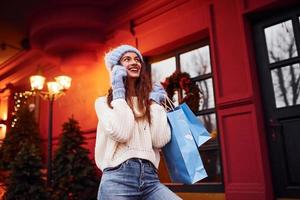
{"left": 0, "top": 105, "right": 42, "bottom": 170}
{"left": 4, "top": 142, "right": 48, "bottom": 200}
{"left": 51, "top": 117, "right": 99, "bottom": 200}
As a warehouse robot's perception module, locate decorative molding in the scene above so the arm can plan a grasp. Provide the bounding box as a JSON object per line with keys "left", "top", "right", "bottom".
{"left": 217, "top": 104, "right": 271, "bottom": 199}
{"left": 0, "top": 50, "right": 59, "bottom": 90}
{"left": 241, "top": 0, "right": 248, "bottom": 11}
{"left": 208, "top": 1, "right": 254, "bottom": 102}
{"left": 133, "top": 0, "right": 188, "bottom": 26}
{"left": 208, "top": 3, "right": 222, "bottom": 101}
{"left": 105, "top": 0, "right": 188, "bottom": 35}
{"left": 0, "top": 50, "right": 28, "bottom": 76}
{"left": 217, "top": 96, "right": 253, "bottom": 110}
{"left": 226, "top": 182, "right": 264, "bottom": 193}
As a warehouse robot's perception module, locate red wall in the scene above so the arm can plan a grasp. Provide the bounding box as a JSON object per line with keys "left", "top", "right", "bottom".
{"left": 19, "top": 0, "right": 298, "bottom": 199}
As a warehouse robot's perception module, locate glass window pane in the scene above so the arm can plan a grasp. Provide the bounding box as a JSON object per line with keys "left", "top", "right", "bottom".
{"left": 271, "top": 63, "right": 300, "bottom": 108}
{"left": 151, "top": 57, "right": 176, "bottom": 84}
{"left": 180, "top": 45, "right": 211, "bottom": 78}
{"left": 198, "top": 113, "right": 221, "bottom": 183}
{"left": 264, "top": 20, "right": 297, "bottom": 63}
{"left": 199, "top": 149, "right": 222, "bottom": 183}
{"left": 198, "top": 113, "right": 217, "bottom": 133}
{"left": 196, "top": 78, "right": 215, "bottom": 110}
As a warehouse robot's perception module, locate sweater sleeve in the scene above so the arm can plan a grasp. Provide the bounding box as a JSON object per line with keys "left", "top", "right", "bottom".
{"left": 95, "top": 97, "right": 135, "bottom": 143}
{"left": 94, "top": 121, "right": 103, "bottom": 169}
{"left": 150, "top": 103, "right": 171, "bottom": 148}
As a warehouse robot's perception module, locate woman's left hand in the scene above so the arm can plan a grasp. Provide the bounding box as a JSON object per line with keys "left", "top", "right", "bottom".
{"left": 149, "top": 83, "right": 167, "bottom": 104}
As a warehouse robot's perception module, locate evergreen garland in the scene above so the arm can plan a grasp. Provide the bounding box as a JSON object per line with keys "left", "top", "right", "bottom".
{"left": 51, "top": 117, "right": 99, "bottom": 200}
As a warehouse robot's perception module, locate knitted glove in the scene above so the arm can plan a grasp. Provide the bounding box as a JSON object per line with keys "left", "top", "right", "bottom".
{"left": 111, "top": 65, "right": 127, "bottom": 100}
{"left": 149, "top": 83, "right": 167, "bottom": 104}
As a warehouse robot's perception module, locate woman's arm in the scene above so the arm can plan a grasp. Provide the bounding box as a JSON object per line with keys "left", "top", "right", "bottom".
{"left": 95, "top": 97, "right": 135, "bottom": 143}
{"left": 150, "top": 102, "right": 171, "bottom": 148}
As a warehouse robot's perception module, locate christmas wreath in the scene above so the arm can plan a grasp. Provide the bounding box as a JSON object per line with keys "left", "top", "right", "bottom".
{"left": 161, "top": 71, "right": 202, "bottom": 113}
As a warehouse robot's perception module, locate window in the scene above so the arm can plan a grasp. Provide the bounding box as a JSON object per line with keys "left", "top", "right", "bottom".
{"left": 0, "top": 89, "right": 10, "bottom": 142}
{"left": 149, "top": 42, "right": 223, "bottom": 192}
{"left": 264, "top": 18, "right": 300, "bottom": 108}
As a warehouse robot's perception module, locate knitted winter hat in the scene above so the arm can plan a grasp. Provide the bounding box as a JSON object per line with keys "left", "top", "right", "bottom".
{"left": 104, "top": 45, "right": 143, "bottom": 70}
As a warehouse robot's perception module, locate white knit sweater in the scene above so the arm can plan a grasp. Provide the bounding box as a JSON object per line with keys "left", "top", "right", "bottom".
{"left": 94, "top": 96, "right": 171, "bottom": 171}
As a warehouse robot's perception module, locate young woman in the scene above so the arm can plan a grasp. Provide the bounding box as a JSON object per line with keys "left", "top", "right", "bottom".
{"left": 94, "top": 45, "right": 182, "bottom": 200}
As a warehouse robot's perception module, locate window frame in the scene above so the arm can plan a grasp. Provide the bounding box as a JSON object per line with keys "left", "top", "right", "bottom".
{"left": 147, "top": 41, "right": 224, "bottom": 193}
{"left": 262, "top": 14, "right": 300, "bottom": 109}
{"left": 252, "top": 5, "right": 300, "bottom": 197}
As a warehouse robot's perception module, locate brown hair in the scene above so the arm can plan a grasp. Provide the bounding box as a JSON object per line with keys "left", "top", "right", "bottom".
{"left": 107, "top": 62, "right": 152, "bottom": 124}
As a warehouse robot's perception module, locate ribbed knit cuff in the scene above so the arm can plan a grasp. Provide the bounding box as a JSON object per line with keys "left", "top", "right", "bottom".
{"left": 113, "top": 88, "right": 125, "bottom": 100}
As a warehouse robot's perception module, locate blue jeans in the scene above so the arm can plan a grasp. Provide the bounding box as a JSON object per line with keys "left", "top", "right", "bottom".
{"left": 98, "top": 158, "right": 182, "bottom": 200}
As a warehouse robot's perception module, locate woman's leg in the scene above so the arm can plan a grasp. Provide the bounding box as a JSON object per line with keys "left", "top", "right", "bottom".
{"left": 143, "top": 183, "right": 182, "bottom": 200}
{"left": 141, "top": 162, "right": 182, "bottom": 200}
{"left": 97, "top": 162, "right": 141, "bottom": 200}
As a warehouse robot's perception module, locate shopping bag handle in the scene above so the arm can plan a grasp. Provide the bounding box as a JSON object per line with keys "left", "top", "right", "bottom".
{"left": 162, "top": 96, "right": 175, "bottom": 111}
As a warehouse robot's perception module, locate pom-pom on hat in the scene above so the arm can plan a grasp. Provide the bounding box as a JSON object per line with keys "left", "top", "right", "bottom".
{"left": 104, "top": 44, "right": 143, "bottom": 70}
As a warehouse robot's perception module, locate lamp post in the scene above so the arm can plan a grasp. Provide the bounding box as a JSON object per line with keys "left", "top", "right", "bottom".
{"left": 29, "top": 75, "right": 71, "bottom": 186}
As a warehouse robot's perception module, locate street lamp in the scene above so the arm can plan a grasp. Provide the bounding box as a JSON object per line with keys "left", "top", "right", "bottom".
{"left": 30, "top": 74, "right": 71, "bottom": 186}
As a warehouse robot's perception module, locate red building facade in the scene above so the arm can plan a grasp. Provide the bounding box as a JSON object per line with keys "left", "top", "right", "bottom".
{"left": 0, "top": 0, "right": 299, "bottom": 199}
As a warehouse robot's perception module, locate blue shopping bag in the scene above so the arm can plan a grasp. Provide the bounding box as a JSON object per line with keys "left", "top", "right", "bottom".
{"left": 162, "top": 106, "right": 208, "bottom": 184}
{"left": 179, "top": 103, "right": 211, "bottom": 147}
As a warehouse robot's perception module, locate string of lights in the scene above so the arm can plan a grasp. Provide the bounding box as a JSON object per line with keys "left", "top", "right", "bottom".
{"left": 11, "top": 92, "right": 32, "bottom": 128}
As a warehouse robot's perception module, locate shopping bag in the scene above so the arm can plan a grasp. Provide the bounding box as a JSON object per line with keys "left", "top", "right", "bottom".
{"left": 162, "top": 106, "right": 208, "bottom": 184}
{"left": 179, "top": 103, "right": 211, "bottom": 147}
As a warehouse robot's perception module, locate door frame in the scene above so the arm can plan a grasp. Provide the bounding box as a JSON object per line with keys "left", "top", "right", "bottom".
{"left": 252, "top": 6, "right": 300, "bottom": 198}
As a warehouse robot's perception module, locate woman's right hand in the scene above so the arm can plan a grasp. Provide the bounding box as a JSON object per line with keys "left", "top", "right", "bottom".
{"left": 111, "top": 65, "right": 127, "bottom": 100}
